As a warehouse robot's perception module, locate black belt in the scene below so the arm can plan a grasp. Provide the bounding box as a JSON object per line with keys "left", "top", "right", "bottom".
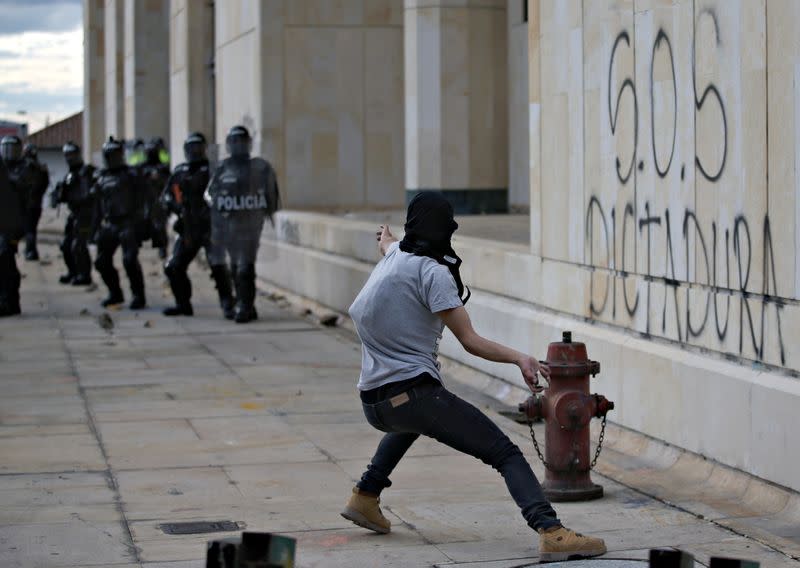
{"left": 360, "top": 372, "right": 439, "bottom": 404}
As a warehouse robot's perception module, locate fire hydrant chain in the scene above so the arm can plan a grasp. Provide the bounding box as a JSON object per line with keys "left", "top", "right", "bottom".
{"left": 527, "top": 419, "right": 549, "bottom": 469}
{"left": 590, "top": 414, "right": 607, "bottom": 469}
{"left": 527, "top": 414, "right": 607, "bottom": 471}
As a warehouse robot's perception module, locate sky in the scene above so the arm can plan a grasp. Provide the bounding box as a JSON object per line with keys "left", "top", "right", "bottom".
{"left": 0, "top": 0, "right": 83, "bottom": 134}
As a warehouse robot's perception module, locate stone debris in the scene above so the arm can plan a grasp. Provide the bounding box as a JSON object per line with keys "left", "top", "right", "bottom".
{"left": 320, "top": 313, "right": 339, "bottom": 327}
{"left": 97, "top": 313, "right": 114, "bottom": 331}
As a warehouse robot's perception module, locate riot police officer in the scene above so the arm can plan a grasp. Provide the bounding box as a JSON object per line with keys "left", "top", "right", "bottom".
{"left": 52, "top": 141, "right": 96, "bottom": 285}
{"left": 205, "top": 125, "right": 280, "bottom": 323}
{"left": 22, "top": 143, "right": 50, "bottom": 260}
{"left": 140, "top": 138, "right": 170, "bottom": 259}
{"left": 91, "top": 136, "right": 147, "bottom": 309}
{"left": 0, "top": 140, "right": 30, "bottom": 316}
{"left": 161, "top": 132, "right": 235, "bottom": 317}
{"left": 1, "top": 137, "right": 36, "bottom": 264}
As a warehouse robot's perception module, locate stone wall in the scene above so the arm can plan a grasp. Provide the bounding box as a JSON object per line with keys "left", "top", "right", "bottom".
{"left": 530, "top": 0, "right": 800, "bottom": 373}
{"left": 214, "top": 0, "right": 405, "bottom": 209}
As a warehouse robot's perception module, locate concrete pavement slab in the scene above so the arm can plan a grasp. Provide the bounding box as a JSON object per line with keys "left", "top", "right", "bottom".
{"left": 0, "top": 472, "right": 119, "bottom": 524}
{"left": 0, "top": 521, "right": 135, "bottom": 567}
{"left": 0, "top": 434, "right": 106, "bottom": 473}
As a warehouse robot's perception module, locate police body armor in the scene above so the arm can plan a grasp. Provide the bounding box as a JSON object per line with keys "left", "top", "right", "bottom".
{"left": 59, "top": 165, "right": 97, "bottom": 229}
{"left": 6, "top": 161, "right": 35, "bottom": 208}
{"left": 26, "top": 158, "right": 49, "bottom": 209}
{"left": 60, "top": 165, "right": 96, "bottom": 211}
{"left": 141, "top": 162, "right": 169, "bottom": 218}
{"left": 163, "top": 161, "right": 211, "bottom": 236}
{"left": 205, "top": 157, "right": 279, "bottom": 265}
{"left": 93, "top": 168, "right": 141, "bottom": 226}
{"left": 0, "top": 160, "right": 27, "bottom": 244}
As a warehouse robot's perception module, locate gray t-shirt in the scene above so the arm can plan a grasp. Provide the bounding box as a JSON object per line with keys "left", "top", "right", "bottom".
{"left": 349, "top": 242, "right": 463, "bottom": 391}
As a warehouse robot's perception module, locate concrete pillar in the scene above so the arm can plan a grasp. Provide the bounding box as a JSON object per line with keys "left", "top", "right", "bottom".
{"left": 83, "top": 0, "right": 105, "bottom": 164}
{"left": 508, "top": 0, "right": 529, "bottom": 211}
{"left": 169, "top": 0, "right": 214, "bottom": 164}
{"left": 404, "top": 0, "right": 508, "bottom": 214}
{"left": 124, "top": 0, "right": 170, "bottom": 143}
{"left": 104, "top": 0, "right": 124, "bottom": 139}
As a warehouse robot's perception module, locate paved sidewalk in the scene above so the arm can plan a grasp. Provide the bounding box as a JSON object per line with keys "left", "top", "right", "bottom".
{"left": 0, "top": 240, "right": 798, "bottom": 567}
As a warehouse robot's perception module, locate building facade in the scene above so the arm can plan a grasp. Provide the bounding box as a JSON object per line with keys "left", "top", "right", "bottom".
{"left": 85, "top": 0, "right": 800, "bottom": 493}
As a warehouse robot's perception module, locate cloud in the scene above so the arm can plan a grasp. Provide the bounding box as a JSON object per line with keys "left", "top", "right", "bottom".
{"left": 0, "top": 27, "right": 83, "bottom": 95}
{"left": 0, "top": 0, "right": 81, "bottom": 35}
{"left": 0, "top": 25, "right": 82, "bottom": 132}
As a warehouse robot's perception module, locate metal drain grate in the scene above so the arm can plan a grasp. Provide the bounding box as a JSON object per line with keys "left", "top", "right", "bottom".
{"left": 159, "top": 520, "right": 240, "bottom": 535}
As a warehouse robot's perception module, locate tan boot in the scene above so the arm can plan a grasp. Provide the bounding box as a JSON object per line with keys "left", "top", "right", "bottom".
{"left": 341, "top": 487, "right": 391, "bottom": 534}
{"left": 538, "top": 526, "right": 607, "bottom": 562}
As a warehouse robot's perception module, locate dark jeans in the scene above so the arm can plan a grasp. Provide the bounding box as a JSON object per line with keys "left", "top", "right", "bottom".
{"left": 357, "top": 373, "right": 561, "bottom": 532}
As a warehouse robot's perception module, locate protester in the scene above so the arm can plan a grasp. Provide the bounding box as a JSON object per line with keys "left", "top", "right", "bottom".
{"left": 342, "top": 191, "right": 607, "bottom": 562}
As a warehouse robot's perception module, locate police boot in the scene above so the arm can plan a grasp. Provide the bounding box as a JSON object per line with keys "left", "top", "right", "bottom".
{"left": 123, "top": 253, "right": 146, "bottom": 310}
{"left": 129, "top": 294, "right": 147, "bottom": 310}
{"left": 234, "top": 265, "right": 257, "bottom": 324}
{"left": 97, "top": 265, "right": 124, "bottom": 307}
{"left": 232, "top": 266, "right": 256, "bottom": 324}
{"left": 71, "top": 241, "right": 92, "bottom": 286}
{"left": 0, "top": 258, "right": 21, "bottom": 316}
{"left": 71, "top": 275, "right": 92, "bottom": 286}
{"left": 24, "top": 233, "right": 39, "bottom": 261}
{"left": 210, "top": 265, "right": 235, "bottom": 320}
{"left": 59, "top": 240, "right": 76, "bottom": 284}
{"left": 0, "top": 303, "right": 20, "bottom": 317}
{"left": 101, "top": 289, "right": 124, "bottom": 307}
{"left": 128, "top": 275, "right": 147, "bottom": 311}
{"left": 163, "top": 263, "right": 193, "bottom": 316}
{"left": 0, "top": 289, "right": 20, "bottom": 317}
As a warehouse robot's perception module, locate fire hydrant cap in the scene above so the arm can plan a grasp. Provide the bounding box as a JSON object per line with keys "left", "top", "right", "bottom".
{"left": 544, "top": 332, "right": 601, "bottom": 377}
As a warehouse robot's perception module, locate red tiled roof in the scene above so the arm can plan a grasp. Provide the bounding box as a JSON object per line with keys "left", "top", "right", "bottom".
{"left": 27, "top": 111, "right": 82, "bottom": 149}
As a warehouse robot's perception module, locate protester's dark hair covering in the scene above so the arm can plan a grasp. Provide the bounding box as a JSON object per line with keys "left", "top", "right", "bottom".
{"left": 399, "top": 191, "right": 471, "bottom": 305}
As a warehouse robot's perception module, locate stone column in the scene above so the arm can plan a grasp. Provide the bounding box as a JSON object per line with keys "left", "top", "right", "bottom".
{"left": 83, "top": 0, "right": 105, "bottom": 163}
{"left": 404, "top": 0, "right": 508, "bottom": 214}
{"left": 124, "top": 0, "right": 170, "bottom": 142}
{"left": 169, "top": 0, "right": 215, "bottom": 163}
{"left": 104, "top": 0, "right": 124, "bottom": 139}
{"left": 508, "top": 0, "right": 529, "bottom": 211}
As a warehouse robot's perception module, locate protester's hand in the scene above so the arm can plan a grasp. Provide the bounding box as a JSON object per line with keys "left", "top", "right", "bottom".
{"left": 518, "top": 355, "right": 550, "bottom": 394}
{"left": 376, "top": 224, "right": 397, "bottom": 256}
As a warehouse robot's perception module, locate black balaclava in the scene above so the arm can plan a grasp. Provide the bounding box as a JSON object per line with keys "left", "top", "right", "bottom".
{"left": 400, "top": 191, "right": 470, "bottom": 304}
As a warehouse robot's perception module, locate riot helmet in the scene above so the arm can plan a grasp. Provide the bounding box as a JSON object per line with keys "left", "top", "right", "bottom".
{"left": 23, "top": 142, "right": 38, "bottom": 160}
{"left": 102, "top": 136, "right": 125, "bottom": 169}
{"left": 0, "top": 135, "right": 23, "bottom": 163}
{"left": 225, "top": 125, "right": 251, "bottom": 159}
{"left": 183, "top": 132, "right": 207, "bottom": 164}
{"left": 144, "top": 138, "right": 161, "bottom": 165}
{"left": 62, "top": 141, "right": 83, "bottom": 169}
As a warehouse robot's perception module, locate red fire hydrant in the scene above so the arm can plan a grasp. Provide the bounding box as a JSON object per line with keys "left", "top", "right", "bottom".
{"left": 519, "top": 331, "right": 614, "bottom": 501}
